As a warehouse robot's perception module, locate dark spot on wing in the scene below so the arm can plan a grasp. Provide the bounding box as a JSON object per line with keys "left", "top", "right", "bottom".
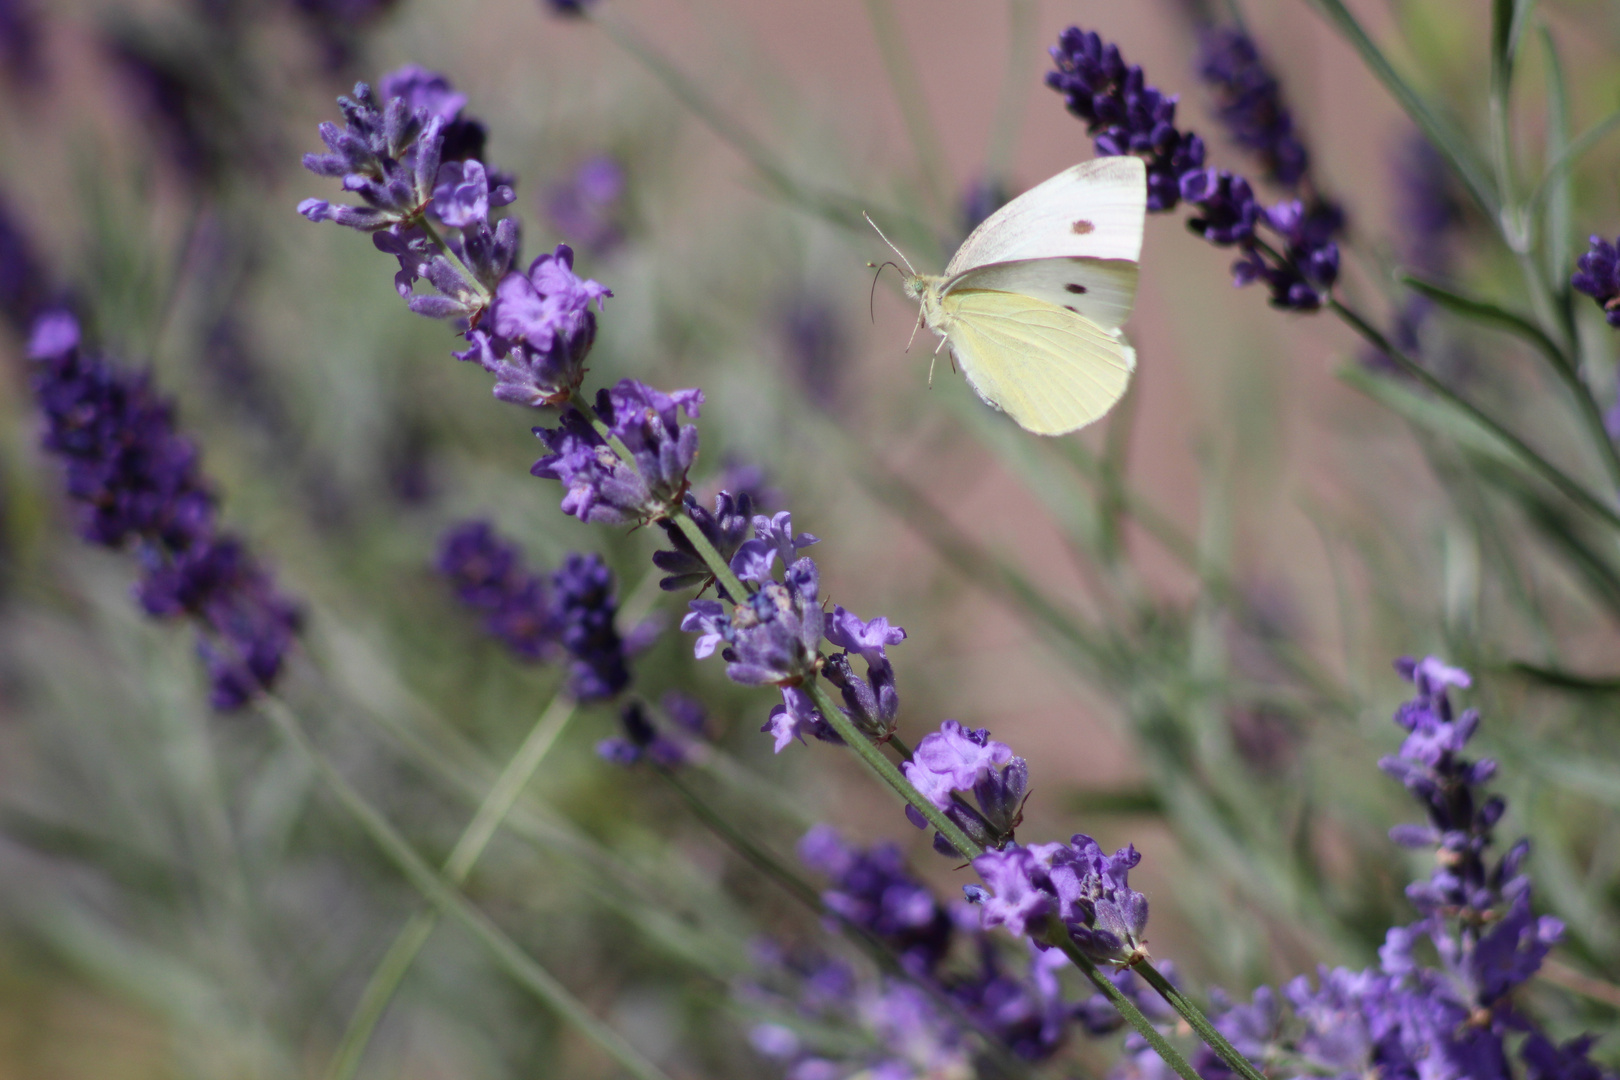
{"left": 1064, "top": 306, "right": 1079, "bottom": 313}
{"left": 1065, "top": 283, "right": 1088, "bottom": 294}
{"left": 1071, "top": 219, "right": 1094, "bottom": 234}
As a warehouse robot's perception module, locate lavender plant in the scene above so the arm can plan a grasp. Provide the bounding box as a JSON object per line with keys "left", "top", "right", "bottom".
{"left": 3, "top": 1, "right": 1620, "bottom": 1077}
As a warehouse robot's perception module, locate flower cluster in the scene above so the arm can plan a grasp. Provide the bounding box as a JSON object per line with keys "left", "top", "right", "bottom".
{"left": 532, "top": 381, "right": 703, "bottom": 525}
{"left": 1048, "top": 26, "right": 1341, "bottom": 311}
{"left": 744, "top": 951, "right": 976, "bottom": 1080}
{"left": 970, "top": 835, "right": 1150, "bottom": 968}
{"left": 436, "top": 520, "right": 633, "bottom": 700}
{"left": 1573, "top": 235, "right": 1620, "bottom": 329}
{"left": 596, "top": 693, "right": 707, "bottom": 767}
{"left": 1117, "top": 657, "right": 1599, "bottom": 1080}
{"left": 436, "top": 520, "right": 558, "bottom": 661}
{"left": 1196, "top": 27, "right": 1308, "bottom": 188}
{"left": 28, "top": 312, "right": 301, "bottom": 710}
{"left": 777, "top": 826, "right": 1104, "bottom": 1068}
{"left": 300, "top": 68, "right": 614, "bottom": 408}
{"left": 900, "top": 720, "right": 1027, "bottom": 857}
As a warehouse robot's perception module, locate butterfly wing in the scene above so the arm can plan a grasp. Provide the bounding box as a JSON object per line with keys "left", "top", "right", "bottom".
{"left": 944, "top": 156, "right": 1147, "bottom": 275}
{"left": 941, "top": 289, "right": 1135, "bottom": 436}
{"left": 942, "top": 256, "right": 1139, "bottom": 332}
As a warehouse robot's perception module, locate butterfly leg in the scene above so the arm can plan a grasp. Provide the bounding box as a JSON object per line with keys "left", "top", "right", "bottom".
{"left": 927, "top": 335, "right": 949, "bottom": 387}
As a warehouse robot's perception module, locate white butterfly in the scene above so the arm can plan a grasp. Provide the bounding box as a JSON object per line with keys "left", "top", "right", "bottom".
{"left": 873, "top": 156, "right": 1147, "bottom": 436}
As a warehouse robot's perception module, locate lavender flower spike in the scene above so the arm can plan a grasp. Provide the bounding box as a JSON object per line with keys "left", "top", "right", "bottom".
{"left": 1572, "top": 235, "right": 1620, "bottom": 328}
{"left": 29, "top": 312, "right": 301, "bottom": 710}
{"left": 970, "top": 834, "right": 1150, "bottom": 966}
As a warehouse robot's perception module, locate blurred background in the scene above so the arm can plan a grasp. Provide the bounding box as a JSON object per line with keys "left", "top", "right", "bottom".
{"left": 0, "top": 0, "right": 1619, "bottom": 1075}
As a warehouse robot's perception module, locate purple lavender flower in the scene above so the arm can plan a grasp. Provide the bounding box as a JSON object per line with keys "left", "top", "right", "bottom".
{"left": 821, "top": 606, "right": 904, "bottom": 741}
{"left": 1573, "top": 235, "right": 1620, "bottom": 328}
{"left": 1196, "top": 27, "right": 1308, "bottom": 187}
{"left": 903, "top": 721, "right": 1013, "bottom": 812}
{"left": 551, "top": 552, "right": 630, "bottom": 701}
{"left": 1395, "top": 132, "right": 1463, "bottom": 276}
{"left": 652, "top": 491, "right": 754, "bottom": 595}
{"left": 960, "top": 178, "right": 1012, "bottom": 236}
{"left": 1047, "top": 28, "right": 1206, "bottom": 211}
{"left": 970, "top": 835, "right": 1149, "bottom": 966}
{"left": 900, "top": 720, "right": 1028, "bottom": 854}
{"left": 1049, "top": 26, "right": 1342, "bottom": 313}
{"left": 460, "top": 245, "right": 611, "bottom": 407}
{"left": 29, "top": 312, "right": 300, "bottom": 710}
{"left": 798, "top": 826, "right": 954, "bottom": 974}
{"left": 1180, "top": 168, "right": 1260, "bottom": 245}
{"left": 545, "top": 156, "right": 626, "bottom": 257}
{"left": 596, "top": 701, "right": 686, "bottom": 767}
{"left": 436, "top": 521, "right": 558, "bottom": 661}
{"left": 780, "top": 297, "right": 848, "bottom": 409}
{"left": 1523, "top": 1033, "right": 1612, "bottom": 1080}
{"left": 532, "top": 379, "right": 700, "bottom": 525}
{"left": 299, "top": 79, "right": 447, "bottom": 231}
{"left": 731, "top": 511, "right": 818, "bottom": 586}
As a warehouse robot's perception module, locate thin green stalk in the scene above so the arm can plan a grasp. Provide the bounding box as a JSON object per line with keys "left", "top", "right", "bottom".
{"left": 862, "top": 0, "right": 951, "bottom": 218}
{"left": 1136, "top": 959, "right": 1269, "bottom": 1080}
{"left": 670, "top": 510, "right": 751, "bottom": 602}
{"left": 327, "top": 693, "right": 579, "bottom": 1080}
{"left": 1328, "top": 298, "right": 1620, "bottom": 531}
{"left": 984, "top": 0, "right": 1037, "bottom": 184}
{"left": 1044, "top": 931, "right": 1205, "bottom": 1080}
{"left": 257, "top": 696, "right": 668, "bottom": 1080}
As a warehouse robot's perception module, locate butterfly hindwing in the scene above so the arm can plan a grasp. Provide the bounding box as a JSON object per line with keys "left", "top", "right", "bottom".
{"left": 944, "top": 157, "right": 1147, "bottom": 276}
{"left": 942, "top": 256, "right": 1139, "bottom": 332}
{"left": 941, "top": 290, "right": 1134, "bottom": 436}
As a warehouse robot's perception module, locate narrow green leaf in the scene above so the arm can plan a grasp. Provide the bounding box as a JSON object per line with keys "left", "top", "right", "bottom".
{"left": 1527, "top": 107, "right": 1620, "bottom": 216}
{"left": 1506, "top": 0, "right": 1539, "bottom": 67}
{"left": 1067, "top": 787, "right": 1167, "bottom": 815}
{"left": 1540, "top": 25, "right": 1574, "bottom": 293}
{"left": 1303, "top": 0, "right": 1497, "bottom": 215}
{"left": 1505, "top": 661, "right": 1620, "bottom": 692}
{"left": 1337, "top": 364, "right": 1526, "bottom": 470}
{"left": 1398, "top": 272, "right": 1567, "bottom": 370}
{"left": 1491, "top": 0, "right": 1515, "bottom": 87}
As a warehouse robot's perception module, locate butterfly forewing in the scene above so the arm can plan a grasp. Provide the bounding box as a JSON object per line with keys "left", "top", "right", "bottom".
{"left": 944, "top": 157, "right": 1147, "bottom": 276}
{"left": 941, "top": 290, "right": 1134, "bottom": 436}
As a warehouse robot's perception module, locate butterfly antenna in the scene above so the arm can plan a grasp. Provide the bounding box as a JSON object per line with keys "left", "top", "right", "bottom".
{"left": 867, "top": 260, "right": 901, "bottom": 323}
{"left": 863, "top": 212, "right": 917, "bottom": 277}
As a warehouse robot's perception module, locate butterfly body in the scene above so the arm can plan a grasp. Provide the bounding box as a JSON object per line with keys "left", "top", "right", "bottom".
{"left": 885, "top": 156, "right": 1148, "bottom": 436}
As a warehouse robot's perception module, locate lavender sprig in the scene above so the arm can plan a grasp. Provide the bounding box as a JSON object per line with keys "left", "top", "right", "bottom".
{"left": 28, "top": 312, "right": 300, "bottom": 710}
{"left": 1048, "top": 26, "right": 1339, "bottom": 311}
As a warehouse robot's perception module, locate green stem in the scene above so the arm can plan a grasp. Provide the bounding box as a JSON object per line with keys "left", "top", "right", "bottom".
{"left": 802, "top": 679, "right": 982, "bottom": 860}
{"left": 670, "top": 509, "right": 751, "bottom": 603}
{"left": 862, "top": 0, "right": 951, "bottom": 218}
{"left": 1329, "top": 298, "right": 1620, "bottom": 532}
{"left": 1043, "top": 930, "right": 1207, "bottom": 1080}
{"left": 258, "top": 696, "right": 665, "bottom": 1080}
{"left": 327, "top": 692, "right": 578, "bottom": 1080}
{"left": 1136, "top": 959, "right": 1269, "bottom": 1080}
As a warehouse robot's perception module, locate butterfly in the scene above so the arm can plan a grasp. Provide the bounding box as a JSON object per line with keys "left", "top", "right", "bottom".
{"left": 872, "top": 156, "right": 1147, "bottom": 436}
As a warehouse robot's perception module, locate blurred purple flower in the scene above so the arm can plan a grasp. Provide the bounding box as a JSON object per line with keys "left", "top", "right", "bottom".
{"left": 436, "top": 521, "right": 558, "bottom": 661}
{"left": 545, "top": 156, "right": 626, "bottom": 257}
{"left": 1573, "top": 235, "right": 1620, "bottom": 328}
{"left": 0, "top": 0, "right": 43, "bottom": 87}
{"left": 28, "top": 312, "right": 300, "bottom": 710}
{"left": 1196, "top": 27, "right": 1308, "bottom": 187}
{"left": 652, "top": 490, "right": 754, "bottom": 595}
{"left": 552, "top": 551, "right": 630, "bottom": 700}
